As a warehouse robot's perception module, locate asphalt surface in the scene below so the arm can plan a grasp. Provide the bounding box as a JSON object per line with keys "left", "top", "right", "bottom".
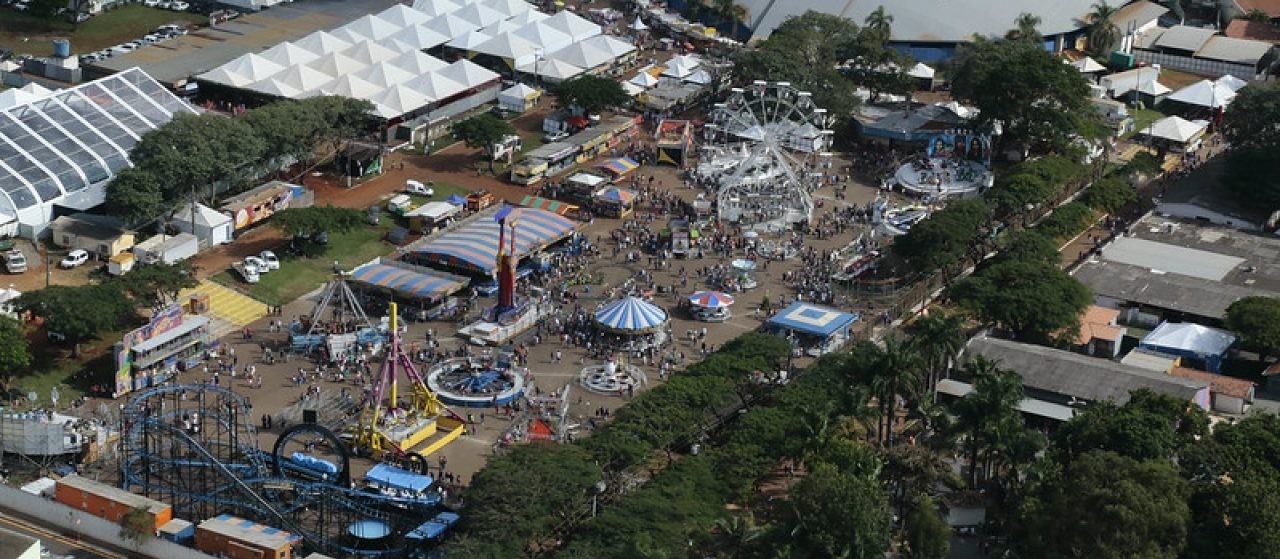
{"left": 0, "top": 508, "right": 126, "bottom": 559}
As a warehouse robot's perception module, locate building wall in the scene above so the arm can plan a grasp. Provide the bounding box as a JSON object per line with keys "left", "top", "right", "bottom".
{"left": 1134, "top": 49, "right": 1270, "bottom": 80}
{"left": 54, "top": 481, "right": 172, "bottom": 531}
{"left": 195, "top": 529, "right": 282, "bottom": 559}
{"left": 1213, "top": 393, "right": 1247, "bottom": 415}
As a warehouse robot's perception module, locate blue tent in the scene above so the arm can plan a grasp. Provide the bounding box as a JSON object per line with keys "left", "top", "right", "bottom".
{"left": 766, "top": 302, "right": 859, "bottom": 355}
{"left": 594, "top": 297, "right": 668, "bottom": 333}
{"left": 446, "top": 194, "right": 467, "bottom": 205}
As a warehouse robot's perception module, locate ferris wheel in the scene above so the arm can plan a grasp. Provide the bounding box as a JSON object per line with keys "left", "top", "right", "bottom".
{"left": 701, "top": 81, "right": 835, "bottom": 229}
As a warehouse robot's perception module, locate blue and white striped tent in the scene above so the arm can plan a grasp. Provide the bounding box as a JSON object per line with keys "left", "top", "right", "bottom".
{"left": 594, "top": 297, "right": 668, "bottom": 333}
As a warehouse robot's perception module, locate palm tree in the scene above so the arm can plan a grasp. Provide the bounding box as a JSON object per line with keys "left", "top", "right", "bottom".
{"left": 1087, "top": 2, "right": 1122, "bottom": 55}
{"left": 1006, "top": 12, "right": 1043, "bottom": 42}
{"left": 864, "top": 5, "right": 894, "bottom": 42}
{"left": 905, "top": 311, "right": 966, "bottom": 397}
{"left": 948, "top": 356, "right": 1024, "bottom": 488}
{"left": 869, "top": 335, "right": 925, "bottom": 446}
{"left": 711, "top": 515, "right": 764, "bottom": 558}
{"left": 880, "top": 445, "right": 948, "bottom": 521}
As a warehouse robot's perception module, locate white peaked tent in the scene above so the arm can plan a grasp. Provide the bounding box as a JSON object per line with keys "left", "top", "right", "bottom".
{"left": 447, "top": 29, "right": 494, "bottom": 50}
{"left": 388, "top": 50, "right": 448, "bottom": 74}
{"left": 453, "top": 2, "right": 505, "bottom": 28}
{"left": 247, "top": 77, "right": 301, "bottom": 98}
{"left": 630, "top": 16, "right": 648, "bottom": 31}
{"left": 543, "top": 10, "right": 601, "bottom": 42}
{"left": 436, "top": 59, "right": 500, "bottom": 89}
{"left": 1135, "top": 79, "right": 1172, "bottom": 96}
{"left": 480, "top": 19, "right": 520, "bottom": 37}
{"left": 621, "top": 81, "right": 645, "bottom": 96}
{"left": 412, "top": 0, "right": 461, "bottom": 17}
{"left": 342, "top": 13, "right": 405, "bottom": 41}
{"left": 354, "top": 62, "right": 416, "bottom": 87}
{"left": 389, "top": 24, "right": 451, "bottom": 51}
{"left": 1167, "top": 79, "right": 1237, "bottom": 108}
{"left": 517, "top": 57, "right": 584, "bottom": 82}
{"left": 661, "top": 56, "right": 697, "bottom": 78}
{"left": 629, "top": 71, "right": 659, "bottom": 88}
{"left": 404, "top": 72, "right": 465, "bottom": 101}
{"left": 907, "top": 62, "right": 936, "bottom": 79}
{"left": 0, "top": 82, "right": 54, "bottom": 110}
{"left": 1143, "top": 115, "right": 1207, "bottom": 143}
{"left": 507, "top": 9, "right": 548, "bottom": 25}
{"left": 424, "top": 13, "right": 477, "bottom": 41}
{"left": 1069, "top": 57, "right": 1106, "bottom": 73}
{"left": 369, "top": 85, "right": 433, "bottom": 118}
{"left": 293, "top": 30, "right": 353, "bottom": 56}
{"left": 483, "top": 0, "right": 532, "bottom": 17}
{"left": 322, "top": 75, "right": 384, "bottom": 99}
{"left": 308, "top": 52, "right": 369, "bottom": 78}
{"left": 547, "top": 41, "right": 614, "bottom": 70}
{"left": 498, "top": 83, "right": 540, "bottom": 112}
{"left": 515, "top": 22, "right": 573, "bottom": 51}
{"left": 274, "top": 64, "right": 334, "bottom": 92}
{"left": 1215, "top": 74, "right": 1248, "bottom": 92}
{"left": 579, "top": 35, "right": 636, "bottom": 59}
{"left": 683, "top": 69, "right": 712, "bottom": 85}
{"left": 377, "top": 37, "right": 418, "bottom": 53}
{"left": 330, "top": 27, "right": 372, "bottom": 45}
{"left": 208, "top": 53, "right": 285, "bottom": 86}
{"left": 342, "top": 40, "right": 400, "bottom": 65}
{"left": 198, "top": 65, "right": 255, "bottom": 88}
{"left": 472, "top": 33, "right": 540, "bottom": 66}
{"left": 379, "top": 4, "right": 433, "bottom": 27}
{"left": 260, "top": 42, "right": 320, "bottom": 67}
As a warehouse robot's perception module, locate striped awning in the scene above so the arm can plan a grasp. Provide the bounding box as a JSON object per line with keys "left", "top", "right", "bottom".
{"left": 594, "top": 296, "right": 668, "bottom": 332}
{"left": 518, "top": 195, "right": 579, "bottom": 215}
{"left": 594, "top": 186, "right": 637, "bottom": 204}
{"left": 598, "top": 157, "right": 639, "bottom": 176}
{"left": 413, "top": 206, "right": 579, "bottom": 275}
{"left": 351, "top": 260, "right": 469, "bottom": 301}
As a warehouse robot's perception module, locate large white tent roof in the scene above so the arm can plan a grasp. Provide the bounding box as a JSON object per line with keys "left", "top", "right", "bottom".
{"left": 517, "top": 57, "right": 584, "bottom": 80}
{"left": 447, "top": 29, "right": 494, "bottom": 50}
{"left": 321, "top": 74, "right": 384, "bottom": 99}
{"left": 341, "top": 13, "right": 404, "bottom": 41}
{"left": 482, "top": 0, "right": 532, "bottom": 17}
{"left": 368, "top": 85, "right": 434, "bottom": 118}
{"left": 579, "top": 35, "right": 636, "bottom": 59}
{"left": 330, "top": 27, "right": 372, "bottom": 45}
{"left": 1215, "top": 74, "right": 1248, "bottom": 92}
{"left": 247, "top": 77, "right": 302, "bottom": 98}
{"left": 1167, "top": 79, "right": 1237, "bottom": 108}
{"left": 293, "top": 30, "right": 353, "bottom": 55}
{"left": 507, "top": 9, "right": 548, "bottom": 25}
{"left": 307, "top": 51, "right": 368, "bottom": 79}
{"left": 378, "top": 4, "right": 433, "bottom": 27}
{"left": 547, "top": 41, "right": 615, "bottom": 70}
{"left": 424, "top": 13, "right": 477, "bottom": 40}
{"left": 473, "top": 32, "right": 541, "bottom": 61}
{"left": 388, "top": 50, "right": 448, "bottom": 74}
{"left": 480, "top": 19, "right": 521, "bottom": 36}
{"left": 1143, "top": 115, "right": 1207, "bottom": 143}
{"left": 260, "top": 41, "right": 320, "bottom": 67}
{"left": 0, "top": 82, "right": 55, "bottom": 110}
{"left": 404, "top": 72, "right": 466, "bottom": 101}
{"left": 412, "top": 0, "right": 462, "bottom": 17}
{"left": 273, "top": 64, "right": 334, "bottom": 92}
{"left": 542, "top": 10, "right": 601, "bottom": 42}
{"left": 453, "top": 2, "right": 506, "bottom": 28}
{"left": 342, "top": 40, "right": 401, "bottom": 66}
{"left": 388, "top": 24, "right": 450, "bottom": 51}
{"left": 514, "top": 21, "right": 574, "bottom": 52}
{"left": 1069, "top": 57, "right": 1106, "bottom": 73}
{"left": 435, "top": 59, "right": 500, "bottom": 89}
{"left": 218, "top": 53, "right": 285, "bottom": 84}
{"left": 353, "top": 62, "right": 417, "bottom": 88}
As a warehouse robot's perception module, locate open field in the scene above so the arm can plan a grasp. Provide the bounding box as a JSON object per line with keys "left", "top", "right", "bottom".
{"left": 0, "top": 5, "right": 204, "bottom": 56}
{"left": 211, "top": 224, "right": 393, "bottom": 306}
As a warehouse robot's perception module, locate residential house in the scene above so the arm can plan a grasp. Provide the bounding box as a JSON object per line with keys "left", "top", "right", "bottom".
{"left": 1168, "top": 366, "right": 1255, "bottom": 414}
{"left": 1071, "top": 305, "right": 1125, "bottom": 358}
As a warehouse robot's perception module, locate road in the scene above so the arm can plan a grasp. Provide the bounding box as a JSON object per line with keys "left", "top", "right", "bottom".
{"left": 0, "top": 509, "right": 126, "bottom": 559}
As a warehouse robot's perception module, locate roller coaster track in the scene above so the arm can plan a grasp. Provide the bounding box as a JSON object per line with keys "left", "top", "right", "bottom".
{"left": 121, "top": 385, "right": 437, "bottom": 559}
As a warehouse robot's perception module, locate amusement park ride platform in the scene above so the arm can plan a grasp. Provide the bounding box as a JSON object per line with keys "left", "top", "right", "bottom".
{"left": 458, "top": 207, "right": 547, "bottom": 346}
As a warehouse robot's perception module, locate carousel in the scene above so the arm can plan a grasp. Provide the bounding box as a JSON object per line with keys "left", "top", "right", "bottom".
{"left": 725, "top": 259, "right": 760, "bottom": 291}
{"left": 891, "top": 132, "right": 993, "bottom": 199}
{"left": 698, "top": 81, "right": 835, "bottom": 232}
{"left": 578, "top": 355, "right": 648, "bottom": 396}
{"left": 688, "top": 290, "right": 734, "bottom": 322}
{"left": 593, "top": 296, "right": 670, "bottom": 351}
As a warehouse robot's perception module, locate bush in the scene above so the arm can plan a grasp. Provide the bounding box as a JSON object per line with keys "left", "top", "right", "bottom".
{"left": 1080, "top": 176, "right": 1136, "bottom": 214}
{"left": 1036, "top": 202, "right": 1095, "bottom": 240}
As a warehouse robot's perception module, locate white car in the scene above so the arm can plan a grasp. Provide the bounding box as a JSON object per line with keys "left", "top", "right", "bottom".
{"left": 405, "top": 180, "right": 433, "bottom": 197}
{"left": 258, "top": 250, "right": 280, "bottom": 271}
{"left": 169, "top": 1, "right": 189, "bottom": 10}
{"left": 59, "top": 249, "right": 89, "bottom": 269}
{"left": 244, "top": 255, "right": 269, "bottom": 273}
{"left": 143, "top": 0, "right": 161, "bottom": 5}
{"left": 13, "top": 2, "right": 28, "bottom": 10}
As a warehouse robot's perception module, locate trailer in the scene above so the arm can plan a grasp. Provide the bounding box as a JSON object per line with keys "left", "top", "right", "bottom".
{"left": 132, "top": 233, "right": 199, "bottom": 265}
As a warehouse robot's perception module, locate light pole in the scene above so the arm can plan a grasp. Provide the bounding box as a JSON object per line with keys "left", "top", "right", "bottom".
{"left": 533, "top": 48, "right": 544, "bottom": 90}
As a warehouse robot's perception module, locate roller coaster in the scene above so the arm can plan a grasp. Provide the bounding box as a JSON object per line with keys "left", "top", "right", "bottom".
{"left": 121, "top": 384, "right": 446, "bottom": 558}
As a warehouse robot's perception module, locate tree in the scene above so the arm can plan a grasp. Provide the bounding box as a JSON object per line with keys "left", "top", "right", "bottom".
{"left": 892, "top": 198, "right": 993, "bottom": 274}
{"left": 868, "top": 335, "right": 924, "bottom": 445}
{"left": 788, "top": 463, "right": 892, "bottom": 559}
{"left": 950, "top": 38, "right": 1097, "bottom": 153}
{"left": 734, "top": 11, "right": 863, "bottom": 118}
{"left": 902, "top": 494, "right": 950, "bottom": 559}
{"left": 951, "top": 258, "right": 1091, "bottom": 342}
{"left": 1052, "top": 401, "right": 1179, "bottom": 463}
{"left": 552, "top": 75, "right": 631, "bottom": 116}
{"left": 994, "top": 230, "right": 1059, "bottom": 266}
{"left": 1225, "top": 296, "right": 1280, "bottom": 359}
{"left": 28, "top": 0, "right": 62, "bottom": 30}
{"left": 1080, "top": 176, "right": 1136, "bottom": 214}
{"left": 1086, "top": 2, "right": 1122, "bottom": 55}
{"left": 127, "top": 112, "right": 267, "bottom": 206}
{"left": 1222, "top": 147, "right": 1280, "bottom": 208}
{"left": 1243, "top": 8, "right": 1272, "bottom": 21}
{"left": 241, "top": 100, "right": 327, "bottom": 166}
{"left": 0, "top": 315, "right": 32, "bottom": 400}
{"left": 112, "top": 261, "right": 199, "bottom": 313}
{"left": 1015, "top": 451, "right": 1191, "bottom": 559}
{"left": 905, "top": 310, "right": 966, "bottom": 395}
{"left": 452, "top": 113, "right": 517, "bottom": 174}
{"left": 119, "top": 505, "right": 155, "bottom": 548}
{"left": 1006, "top": 12, "right": 1043, "bottom": 42}
{"left": 270, "top": 206, "right": 363, "bottom": 239}
{"left": 948, "top": 357, "right": 1028, "bottom": 488}
{"left": 299, "top": 96, "right": 376, "bottom": 153}
{"left": 880, "top": 444, "right": 947, "bottom": 521}
{"left": 1221, "top": 82, "right": 1280, "bottom": 207}
{"left": 709, "top": 515, "right": 764, "bottom": 559}
{"left": 14, "top": 284, "right": 134, "bottom": 356}
{"left": 1180, "top": 414, "right": 1280, "bottom": 559}
{"left": 104, "top": 168, "right": 166, "bottom": 226}
{"left": 712, "top": 0, "right": 749, "bottom": 39}
{"left": 862, "top": 6, "right": 893, "bottom": 43}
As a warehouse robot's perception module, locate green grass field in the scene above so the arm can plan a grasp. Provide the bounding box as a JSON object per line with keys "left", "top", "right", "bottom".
{"left": 212, "top": 225, "right": 394, "bottom": 306}
{"left": 0, "top": 4, "right": 204, "bottom": 55}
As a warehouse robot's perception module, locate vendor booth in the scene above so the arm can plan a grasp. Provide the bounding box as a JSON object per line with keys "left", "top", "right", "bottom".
{"left": 498, "top": 83, "right": 541, "bottom": 113}
{"left": 518, "top": 195, "right": 580, "bottom": 216}
{"left": 1137, "top": 116, "right": 1208, "bottom": 155}
{"left": 594, "top": 296, "right": 669, "bottom": 351}
{"left": 405, "top": 201, "right": 462, "bottom": 233}
{"left": 1139, "top": 322, "right": 1236, "bottom": 373}
{"left": 592, "top": 186, "right": 638, "bottom": 218}
{"left": 655, "top": 119, "right": 694, "bottom": 167}
{"left": 350, "top": 258, "right": 470, "bottom": 304}
{"left": 766, "top": 302, "right": 859, "bottom": 356}
{"left": 598, "top": 157, "right": 639, "bottom": 181}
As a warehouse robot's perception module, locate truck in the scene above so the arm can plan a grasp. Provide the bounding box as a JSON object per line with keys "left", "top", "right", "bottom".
{"left": 4, "top": 250, "right": 27, "bottom": 273}
{"left": 132, "top": 233, "right": 198, "bottom": 266}
{"left": 232, "top": 260, "right": 260, "bottom": 284}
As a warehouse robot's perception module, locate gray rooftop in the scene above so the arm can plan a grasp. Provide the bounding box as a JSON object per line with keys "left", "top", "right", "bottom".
{"left": 738, "top": 0, "right": 1097, "bottom": 43}
{"left": 963, "top": 336, "right": 1208, "bottom": 404}
{"left": 1153, "top": 25, "right": 1219, "bottom": 52}
{"left": 1109, "top": 0, "right": 1170, "bottom": 32}
{"left": 1194, "top": 36, "right": 1276, "bottom": 64}
{"left": 1103, "top": 236, "right": 1244, "bottom": 280}
{"left": 89, "top": 0, "right": 400, "bottom": 86}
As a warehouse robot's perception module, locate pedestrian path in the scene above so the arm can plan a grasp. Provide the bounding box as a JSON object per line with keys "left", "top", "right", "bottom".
{"left": 181, "top": 280, "right": 269, "bottom": 329}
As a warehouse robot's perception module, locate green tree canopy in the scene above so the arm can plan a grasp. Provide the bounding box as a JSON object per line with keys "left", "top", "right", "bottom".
{"left": 787, "top": 463, "right": 892, "bottom": 559}
{"left": 130, "top": 112, "right": 267, "bottom": 197}
{"left": 950, "top": 37, "right": 1097, "bottom": 152}
{"left": 994, "top": 230, "right": 1059, "bottom": 266}
{"left": 452, "top": 113, "right": 517, "bottom": 172}
{"left": 104, "top": 168, "right": 166, "bottom": 226}
{"left": 1015, "top": 450, "right": 1191, "bottom": 559}
{"left": 951, "top": 258, "right": 1091, "bottom": 341}
{"left": 112, "top": 261, "right": 199, "bottom": 313}
{"left": 892, "top": 198, "right": 993, "bottom": 273}
{"left": 903, "top": 494, "right": 951, "bottom": 559}
{"left": 13, "top": 283, "right": 134, "bottom": 354}
{"left": 1180, "top": 414, "right": 1280, "bottom": 559}
{"left": 734, "top": 11, "right": 863, "bottom": 118}
{"left": 0, "top": 315, "right": 32, "bottom": 396}
{"left": 1222, "top": 76, "right": 1280, "bottom": 153}
{"left": 241, "top": 100, "right": 327, "bottom": 164}
{"left": 552, "top": 75, "right": 631, "bottom": 116}
{"left": 270, "top": 206, "right": 364, "bottom": 239}
{"left": 1080, "top": 176, "right": 1137, "bottom": 214}
{"left": 1225, "top": 296, "right": 1280, "bottom": 359}
{"left": 1052, "top": 401, "right": 1179, "bottom": 462}
{"left": 1086, "top": 2, "right": 1122, "bottom": 54}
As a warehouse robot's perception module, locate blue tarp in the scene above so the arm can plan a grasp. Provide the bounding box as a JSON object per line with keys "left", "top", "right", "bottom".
{"left": 365, "top": 463, "right": 434, "bottom": 492}
{"left": 446, "top": 194, "right": 467, "bottom": 205}
{"left": 414, "top": 206, "right": 578, "bottom": 275}
{"left": 767, "top": 302, "right": 859, "bottom": 338}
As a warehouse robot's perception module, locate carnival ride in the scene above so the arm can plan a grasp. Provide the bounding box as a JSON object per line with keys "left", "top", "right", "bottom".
{"left": 700, "top": 81, "right": 834, "bottom": 231}
{"left": 425, "top": 357, "right": 527, "bottom": 408}
{"left": 291, "top": 276, "right": 382, "bottom": 355}
{"left": 459, "top": 206, "right": 548, "bottom": 345}
{"left": 121, "top": 384, "right": 448, "bottom": 558}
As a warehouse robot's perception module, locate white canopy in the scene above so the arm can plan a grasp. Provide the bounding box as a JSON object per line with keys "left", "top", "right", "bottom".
{"left": 322, "top": 74, "right": 383, "bottom": 99}
{"left": 342, "top": 13, "right": 404, "bottom": 41}
{"left": 273, "top": 64, "right": 334, "bottom": 92}
{"left": 499, "top": 83, "right": 540, "bottom": 110}
{"left": 1215, "top": 74, "right": 1248, "bottom": 92}
{"left": 453, "top": 2, "right": 505, "bottom": 28}
{"left": 683, "top": 69, "right": 712, "bottom": 85}
{"left": 424, "top": 13, "right": 477, "bottom": 41}
{"left": 342, "top": 40, "right": 400, "bottom": 66}
{"left": 472, "top": 32, "right": 541, "bottom": 65}
{"left": 507, "top": 9, "right": 548, "bottom": 25}
{"left": 1143, "top": 115, "right": 1207, "bottom": 143}
{"left": 388, "top": 24, "right": 450, "bottom": 51}
{"left": 515, "top": 21, "right": 574, "bottom": 52}
{"left": 447, "top": 29, "right": 494, "bottom": 50}
{"left": 547, "top": 41, "right": 614, "bottom": 69}
{"left": 480, "top": 19, "right": 520, "bottom": 37}
{"left": 369, "top": 85, "right": 433, "bottom": 118}
{"left": 308, "top": 51, "right": 369, "bottom": 78}
{"left": 388, "top": 50, "right": 449, "bottom": 74}
{"left": 1134, "top": 80, "right": 1172, "bottom": 96}
{"left": 202, "top": 53, "right": 285, "bottom": 87}
{"left": 0, "top": 82, "right": 54, "bottom": 109}
{"left": 482, "top": 0, "right": 532, "bottom": 17}
{"left": 403, "top": 72, "right": 465, "bottom": 100}
{"left": 260, "top": 41, "right": 320, "bottom": 67}
{"left": 907, "top": 62, "right": 936, "bottom": 79}
{"left": 543, "top": 10, "right": 602, "bottom": 42}
{"left": 630, "top": 16, "right": 649, "bottom": 30}
{"left": 293, "top": 30, "right": 353, "bottom": 55}
{"left": 629, "top": 71, "right": 659, "bottom": 88}
{"left": 435, "top": 58, "right": 500, "bottom": 89}
{"left": 621, "top": 81, "right": 646, "bottom": 96}
{"left": 517, "top": 57, "right": 585, "bottom": 81}
{"left": 1069, "top": 57, "right": 1106, "bottom": 73}
{"left": 378, "top": 4, "right": 433, "bottom": 27}
{"left": 247, "top": 77, "right": 301, "bottom": 97}
{"left": 330, "top": 27, "right": 372, "bottom": 45}
{"left": 579, "top": 34, "right": 636, "bottom": 59}
{"left": 353, "top": 62, "right": 416, "bottom": 87}
{"left": 1167, "top": 79, "right": 1237, "bottom": 108}
{"left": 411, "top": 0, "right": 461, "bottom": 17}
{"left": 661, "top": 56, "right": 697, "bottom": 78}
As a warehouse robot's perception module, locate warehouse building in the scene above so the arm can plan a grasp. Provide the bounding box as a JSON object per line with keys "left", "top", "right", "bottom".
{"left": 196, "top": 514, "right": 300, "bottom": 559}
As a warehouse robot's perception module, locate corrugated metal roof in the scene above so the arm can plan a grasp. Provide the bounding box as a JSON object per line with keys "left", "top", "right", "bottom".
{"left": 1109, "top": 0, "right": 1169, "bottom": 31}
{"left": 1102, "top": 236, "right": 1243, "bottom": 281}
{"left": 1194, "top": 36, "right": 1275, "bottom": 64}
{"left": 1153, "top": 25, "right": 1218, "bottom": 52}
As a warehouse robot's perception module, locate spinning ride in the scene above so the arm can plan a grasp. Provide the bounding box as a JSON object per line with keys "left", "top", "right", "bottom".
{"left": 701, "top": 81, "right": 834, "bottom": 231}
{"left": 892, "top": 132, "right": 993, "bottom": 198}
{"left": 426, "top": 357, "right": 527, "bottom": 408}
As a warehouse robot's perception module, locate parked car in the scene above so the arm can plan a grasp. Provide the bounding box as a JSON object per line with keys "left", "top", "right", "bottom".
{"left": 12, "top": 2, "right": 29, "bottom": 11}
{"left": 232, "top": 261, "right": 259, "bottom": 283}
{"left": 3, "top": 250, "right": 26, "bottom": 274}
{"left": 258, "top": 250, "right": 279, "bottom": 271}
{"left": 404, "top": 180, "right": 434, "bottom": 197}
{"left": 169, "top": 1, "right": 189, "bottom": 10}
{"left": 244, "top": 255, "right": 269, "bottom": 273}
{"left": 143, "top": 0, "right": 161, "bottom": 6}
{"left": 543, "top": 131, "right": 568, "bottom": 143}
{"left": 59, "top": 249, "right": 89, "bottom": 269}
{"left": 70, "top": 11, "right": 90, "bottom": 23}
